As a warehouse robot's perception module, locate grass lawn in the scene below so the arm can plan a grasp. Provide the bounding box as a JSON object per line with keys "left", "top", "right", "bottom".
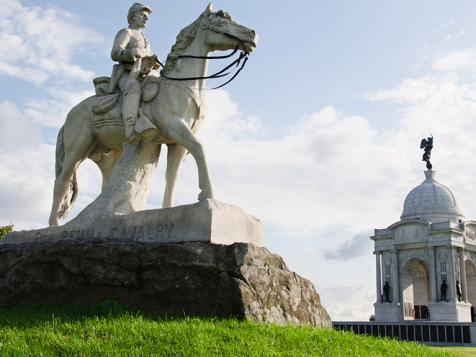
{"left": 432, "top": 347, "right": 476, "bottom": 356}
{"left": 0, "top": 303, "right": 454, "bottom": 356}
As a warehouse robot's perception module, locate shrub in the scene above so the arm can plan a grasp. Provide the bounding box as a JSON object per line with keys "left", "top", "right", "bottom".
{"left": 0, "top": 224, "right": 13, "bottom": 240}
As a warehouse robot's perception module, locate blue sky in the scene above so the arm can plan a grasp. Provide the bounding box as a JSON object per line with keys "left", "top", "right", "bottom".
{"left": 2, "top": 0, "right": 476, "bottom": 320}
{"left": 11, "top": 0, "right": 476, "bottom": 130}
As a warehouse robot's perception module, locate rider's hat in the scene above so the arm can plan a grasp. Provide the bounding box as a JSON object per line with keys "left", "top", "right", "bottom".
{"left": 130, "top": 2, "right": 152, "bottom": 13}
{"left": 128, "top": 3, "right": 152, "bottom": 23}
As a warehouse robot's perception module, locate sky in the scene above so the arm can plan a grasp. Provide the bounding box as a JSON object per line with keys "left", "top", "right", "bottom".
{"left": 2, "top": 0, "right": 476, "bottom": 321}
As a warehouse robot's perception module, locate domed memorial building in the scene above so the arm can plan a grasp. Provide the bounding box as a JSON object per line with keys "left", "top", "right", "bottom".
{"left": 372, "top": 138, "right": 476, "bottom": 322}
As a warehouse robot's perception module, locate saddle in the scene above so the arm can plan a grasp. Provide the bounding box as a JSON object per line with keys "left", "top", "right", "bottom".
{"left": 91, "top": 76, "right": 160, "bottom": 134}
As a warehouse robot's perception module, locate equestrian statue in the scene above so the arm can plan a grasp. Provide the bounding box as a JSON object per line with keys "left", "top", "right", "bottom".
{"left": 48, "top": 3, "right": 258, "bottom": 226}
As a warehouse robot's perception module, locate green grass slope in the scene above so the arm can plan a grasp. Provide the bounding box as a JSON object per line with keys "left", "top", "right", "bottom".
{"left": 0, "top": 303, "right": 450, "bottom": 356}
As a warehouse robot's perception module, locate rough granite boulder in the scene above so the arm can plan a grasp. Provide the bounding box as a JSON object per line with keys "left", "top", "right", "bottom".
{"left": 0, "top": 241, "right": 331, "bottom": 327}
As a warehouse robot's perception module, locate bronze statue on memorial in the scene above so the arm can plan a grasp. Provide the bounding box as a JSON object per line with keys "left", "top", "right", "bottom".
{"left": 440, "top": 279, "right": 448, "bottom": 302}
{"left": 383, "top": 281, "right": 390, "bottom": 302}
{"left": 456, "top": 280, "right": 463, "bottom": 302}
{"left": 420, "top": 136, "right": 433, "bottom": 170}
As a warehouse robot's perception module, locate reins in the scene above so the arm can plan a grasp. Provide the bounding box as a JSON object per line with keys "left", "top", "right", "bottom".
{"left": 158, "top": 41, "right": 250, "bottom": 89}
{"left": 173, "top": 46, "right": 239, "bottom": 60}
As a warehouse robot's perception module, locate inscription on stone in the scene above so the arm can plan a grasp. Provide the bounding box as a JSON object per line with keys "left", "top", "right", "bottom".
{"left": 34, "top": 224, "right": 175, "bottom": 242}
{"left": 110, "top": 224, "right": 174, "bottom": 241}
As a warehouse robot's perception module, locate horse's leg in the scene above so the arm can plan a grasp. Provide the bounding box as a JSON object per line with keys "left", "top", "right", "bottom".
{"left": 160, "top": 118, "right": 214, "bottom": 200}
{"left": 163, "top": 144, "right": 188, "bottom": 208}
{"left": 49, "top": 133, "right": 94, "bottom": 226}
{"left": 91, "top": 149, "right": 123, "bottom": 191}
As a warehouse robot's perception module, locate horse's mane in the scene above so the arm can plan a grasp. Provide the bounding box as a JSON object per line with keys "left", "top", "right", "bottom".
{"left": 162, "top": 13, "right": 205, "bottom": 75}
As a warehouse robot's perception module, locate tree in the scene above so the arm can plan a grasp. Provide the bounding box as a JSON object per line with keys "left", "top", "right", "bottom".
{"left": 0, "top": 224, "right": 13, "bottom": 240}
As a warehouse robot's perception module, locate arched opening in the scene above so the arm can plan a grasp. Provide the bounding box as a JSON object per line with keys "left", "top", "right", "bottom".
{"left": 402, "top": 259, "right": 430, "bottom": 320}
{"left": 465, "top": 260, "right": 476, "bottom": 321}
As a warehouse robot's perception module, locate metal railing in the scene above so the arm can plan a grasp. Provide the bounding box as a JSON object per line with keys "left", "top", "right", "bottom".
{"left": 333, "top": 321, "right": 473, "bottom": 345}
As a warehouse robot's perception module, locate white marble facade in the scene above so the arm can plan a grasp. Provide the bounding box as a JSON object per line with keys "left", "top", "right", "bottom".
{"left": 372, "top": 170, "right": 476, "bottom": 322}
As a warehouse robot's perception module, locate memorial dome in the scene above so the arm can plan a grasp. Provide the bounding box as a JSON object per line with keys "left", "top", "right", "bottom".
{"left": 400, "top": 170, "right": 464, "bottom": 222}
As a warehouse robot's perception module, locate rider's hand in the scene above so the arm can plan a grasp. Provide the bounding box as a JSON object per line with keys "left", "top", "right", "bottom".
{"left": 131, "top": 48, "right": 148, "bottom": 59}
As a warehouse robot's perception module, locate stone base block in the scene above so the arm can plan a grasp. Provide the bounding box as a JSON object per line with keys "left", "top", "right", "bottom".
{"left": 428, "top": 302, "right": 472, "bottom": 322}
{"left": 0, "top": 241, "right": 331, "bottom": 327}
{"left": 3, "top": 200, "right": 262, "bottom": 246}
{"left": 374, "top": 303, "right": 402, "bottom": 322}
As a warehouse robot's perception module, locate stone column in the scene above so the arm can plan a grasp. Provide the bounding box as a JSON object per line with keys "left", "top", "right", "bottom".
{"left": 428, "top": 246, "right": 437, "bottom": 303}
{"left": 447, "top": 248, "right": 456, "bottom": 302}
{"left": 376, "top": 252, "right": 382, "bottom": 303}
{"left": 460, "top": 248, "right": 468, "bottom": 302}
{"left": 392, "top": 250, "right": 399, "bottom": 304}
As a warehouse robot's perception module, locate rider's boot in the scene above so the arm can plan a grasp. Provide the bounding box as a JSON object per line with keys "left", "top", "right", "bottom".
{"left": 122, "top": 80, "right": 142, "bottom": 144}
{"left": 124, "top": 117, "right": 140, "bottom": 144}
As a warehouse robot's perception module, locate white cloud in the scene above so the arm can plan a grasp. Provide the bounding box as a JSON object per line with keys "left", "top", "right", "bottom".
{"left": 0, "top": 1, "right": 104, "bottom": 226}
{"left": 192, "top": 95, "right": 411, "bottom": 236}
{"left": 363, "top": 65, "right": 476, "bottom": 242}
{"left": 366, "top": 75, "right": 461, "bottom": 104}
{"left": 320, "top": 285, "right": 375, "bottom": 322}
{"left": 0, "top": 62, "right": 48, "bottom": 83}
{"left": 0, "top": 100, "right": 101, "bottom": 228}
{"left": 24, "top": 87, "right": 95, "bottom": 127}
{"left": 324, "top": 231, "right": 373, "bottom": 260}
{"left": 0, "top": 101, "right": 54, "bottom": 227}
{"left": 0, "top": 100, "right": 42, "bottom": 148}
{"left": 0, "top": 0, "right": 101, "bottom": 134}
{"left": 0, "top": 0, "right": 101, "bottom": 84}
{"left": 432, "top": 48, "right": 476, "bottom": 73}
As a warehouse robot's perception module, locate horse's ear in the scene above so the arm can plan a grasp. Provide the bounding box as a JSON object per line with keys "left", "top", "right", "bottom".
{"left": 204, "top": 3, "right": 214, "bottom": 15}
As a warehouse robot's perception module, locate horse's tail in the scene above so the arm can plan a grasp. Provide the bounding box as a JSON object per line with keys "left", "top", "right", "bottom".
{"left": 55, "top": 126, "right": 78, "bottom": 219}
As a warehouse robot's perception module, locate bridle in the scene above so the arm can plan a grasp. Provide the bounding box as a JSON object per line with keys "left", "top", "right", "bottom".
{"left": 158, "top": 20, "right": 250, "bottom": 90}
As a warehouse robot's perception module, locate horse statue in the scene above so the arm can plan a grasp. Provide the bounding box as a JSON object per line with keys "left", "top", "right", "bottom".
{"left": 48, "top": 4, "right": 257, "bottom": 226}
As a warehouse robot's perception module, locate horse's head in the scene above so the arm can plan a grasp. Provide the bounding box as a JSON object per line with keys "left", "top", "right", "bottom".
{"left": 201, "top": 4, "right": 258, "bottom": 54}
{"left": 162, "top": 4, "right": 258, "bottom": 75}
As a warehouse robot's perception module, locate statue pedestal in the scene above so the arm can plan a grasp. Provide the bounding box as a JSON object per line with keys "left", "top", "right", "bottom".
{"left": 374, "top": 302, "right": 402, "bottom": 322}
{"left": 1, "top": 201, "right": 332, "bottom": 326}
{"left": 3, "top": 200, "right": 263, "bottom": 246}
{"left": 0, "top": 241, "right": 330, "bottom": 327}
{"left": 428, "top": 302, "right": 472, "bottom": 322}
